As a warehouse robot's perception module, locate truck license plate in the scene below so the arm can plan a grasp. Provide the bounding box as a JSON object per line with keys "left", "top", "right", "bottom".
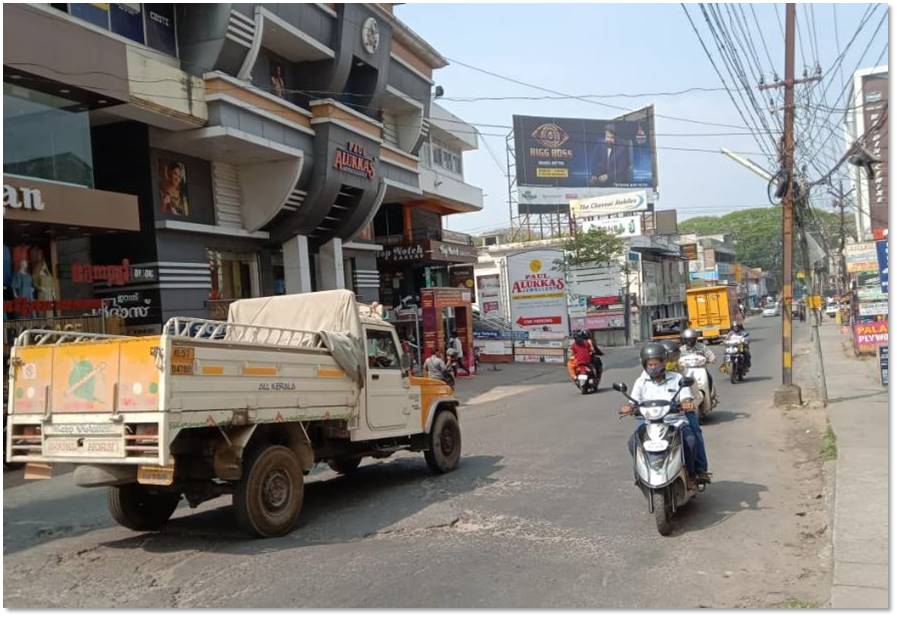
{"left": 43, "top": 437, "right": 124, "bottom": 457}
{"left": 43, "top": 423, "right": 120, "bottom": 436}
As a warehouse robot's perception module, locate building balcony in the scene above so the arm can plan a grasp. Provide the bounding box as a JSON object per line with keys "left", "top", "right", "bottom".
{"left": 419, "top": 165, "right": 483, "bottom": 213}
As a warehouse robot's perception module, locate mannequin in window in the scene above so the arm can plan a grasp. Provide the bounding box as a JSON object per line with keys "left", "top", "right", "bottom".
{"left": 12, "top": 260, "right": 34, "bottom": 318}
{"left": 33, "top": 258, "right": 58, "bottom": 318}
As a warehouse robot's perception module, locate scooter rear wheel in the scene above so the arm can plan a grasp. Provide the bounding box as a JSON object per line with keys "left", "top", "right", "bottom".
{"left": 654, "top": 490, "right": 673, "bottom": 536}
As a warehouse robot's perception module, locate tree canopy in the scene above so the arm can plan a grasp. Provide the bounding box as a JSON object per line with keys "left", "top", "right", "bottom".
{"left": 678, "top": 206, "right": 851, "bottom": 289}
{"left": 559, "top": 227, "right": 625, "bottom": 268}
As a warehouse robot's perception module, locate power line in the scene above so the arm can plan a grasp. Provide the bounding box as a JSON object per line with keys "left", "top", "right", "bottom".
{"left": 442, "top": 54, "right": 752, "bottom": 130}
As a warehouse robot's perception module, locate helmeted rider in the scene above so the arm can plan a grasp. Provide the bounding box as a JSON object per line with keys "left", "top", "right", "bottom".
{"left": 679, "top": 328, "right": 717, "bottom": 404}
{"left": 727, "top": 320, "right": 751, "bottom": 368}
{"left": 619, "top": 342, "right": 711, "bottom": 484}
{"left": 567, "top": 329, "right": 601, "bottom": 381}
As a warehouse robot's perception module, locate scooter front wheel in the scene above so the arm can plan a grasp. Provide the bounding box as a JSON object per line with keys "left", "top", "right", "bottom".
{"left": 653, "top": 490, "right": 673, "bottom": 536}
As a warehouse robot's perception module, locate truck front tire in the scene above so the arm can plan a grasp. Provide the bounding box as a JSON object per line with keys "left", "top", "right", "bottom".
{"left": 234, "top": 445, "right": 304, "bottom": 538}
{"left": 424, "top": 410, "right": 461, "bottom": 474}
{"left": 107, "top": 484, "right": 180, "bottom": 531}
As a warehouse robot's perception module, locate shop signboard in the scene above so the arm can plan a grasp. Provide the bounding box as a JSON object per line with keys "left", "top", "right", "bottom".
{"left": 449, "top": 265, "right": 476, "bottom": 302}
{"left": 845, "top": 241, "right": 879, "bottom": 273}
{"left": 441, "top": 229, "right": 473, "bottom": 245}
{"left": 854, "top": 321, "right": 889, "bottom": 354}
{"left": 507, "top": 249, "right": 569, "bottom": 336}
{"left": 571, "top": 311, "right": 625, "bottom": 330}
{"left": 876, "top": 239, "right": 888, "bottom": 293}
{"left": 569, "top": 190, "right": 649, "bottom": 219}
{"left": 428, "top": 240, "right": 478, "bottom": 263}
{"left": 379, "top": 244, "right": 425, "bottom": 264}
{"left": 680, "top": 243, "right": 698, "bottom": 261}
{"left": 858, "top": 301, "right": 889, "bottom": 317}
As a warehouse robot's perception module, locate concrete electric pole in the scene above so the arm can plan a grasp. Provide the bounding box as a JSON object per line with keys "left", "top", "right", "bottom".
{"left": 758, "top": 3, "right": 820, "bottom": 407}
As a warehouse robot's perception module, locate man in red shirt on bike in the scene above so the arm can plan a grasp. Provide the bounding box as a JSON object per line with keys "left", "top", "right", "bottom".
{"left": 567, "top": 329, "right": 597, "bottom": 381}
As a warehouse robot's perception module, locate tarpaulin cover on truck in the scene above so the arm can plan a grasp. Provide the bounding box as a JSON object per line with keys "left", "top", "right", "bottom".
{"left": 226, "top": 290, "right": 366, "bottom": 385}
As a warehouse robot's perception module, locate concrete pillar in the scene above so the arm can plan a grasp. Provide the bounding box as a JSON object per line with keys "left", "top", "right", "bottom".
{"left": 318, "top": 237, "right": 345, "bottom": 290}
{"left": 283, "top": 234, "right": 312, "bottom": 293}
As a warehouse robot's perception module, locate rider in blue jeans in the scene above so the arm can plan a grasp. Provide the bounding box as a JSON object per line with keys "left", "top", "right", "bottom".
{"left": 620, "top": 342, "right": 711, "bottom": 484}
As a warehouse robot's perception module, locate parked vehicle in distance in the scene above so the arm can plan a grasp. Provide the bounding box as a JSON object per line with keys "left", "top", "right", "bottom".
{"left": 763, "top": 304, "right": 780, "bottom": 317}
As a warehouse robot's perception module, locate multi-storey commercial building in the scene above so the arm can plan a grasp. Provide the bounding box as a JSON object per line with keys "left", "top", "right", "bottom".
{"left": 3, "top": 3, "right": 482, "bottom": 339}
{"left": 845, "top": 65, "right": 888, "bottom": 241}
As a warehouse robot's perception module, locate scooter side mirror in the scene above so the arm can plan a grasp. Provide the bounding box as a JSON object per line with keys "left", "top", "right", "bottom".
{"left": 612, "top": 382, "right": 628, "bottom": 393}
{"left": 679, "top": 376, "right": 695, "bottom": 388}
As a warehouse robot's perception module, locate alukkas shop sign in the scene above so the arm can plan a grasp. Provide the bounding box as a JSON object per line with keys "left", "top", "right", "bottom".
{"left": 507, "top": 249, "right": 570, "bottom": 335}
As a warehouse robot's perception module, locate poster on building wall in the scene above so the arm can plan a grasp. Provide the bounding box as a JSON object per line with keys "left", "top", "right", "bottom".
{"left": 159, "top": 159, "right": 190, "bottom": 217}
{"left": 476, "top": 274, "right": 502, "bottom": 319}
{"left": 145, "top": 3, "right": 177, "bottom": 56}
{"left": 449, "top": 265, "right": 476, "bottom": 303}
{"left": 110, "top": 4, "right": 144, "bottom": 43}
{"left": 506, "top": 249, "right": 569, "bottom": 335}
{"left": 70, "top": 3, "right": 110, "bottom": 29}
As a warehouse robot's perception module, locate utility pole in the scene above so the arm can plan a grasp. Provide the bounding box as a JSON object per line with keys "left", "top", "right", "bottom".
{"left": 829, "top": 180, "right": 855, "bottom": 298}
{"left": 795, "top": 191, "right": 829, "bottom": 404}
{"left": 758, "top": 3, "right": 819, "bottom": 408}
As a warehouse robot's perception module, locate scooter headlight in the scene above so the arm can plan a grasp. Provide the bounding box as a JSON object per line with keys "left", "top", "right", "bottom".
{"left": 641, "top": 404, "right": 669, "bottom": 421}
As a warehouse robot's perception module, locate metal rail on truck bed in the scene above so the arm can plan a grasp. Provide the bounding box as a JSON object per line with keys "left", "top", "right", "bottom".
{"left": 14, "top": 329, "right": 133, "bottom": 346}
{"left": 162, "top": 317, "right": 328, "bottom": 351}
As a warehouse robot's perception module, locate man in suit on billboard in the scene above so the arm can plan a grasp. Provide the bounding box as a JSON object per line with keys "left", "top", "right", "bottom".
{"left": 589, "top": 125, "right": 632, "bottom": 187}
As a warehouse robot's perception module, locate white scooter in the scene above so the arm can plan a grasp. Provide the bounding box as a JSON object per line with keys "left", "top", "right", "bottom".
{"left": 614, "top": 377, "right": 703, "bottom": 536}
{"left": 677, "top": 350, "right": 716, "bottom": 422}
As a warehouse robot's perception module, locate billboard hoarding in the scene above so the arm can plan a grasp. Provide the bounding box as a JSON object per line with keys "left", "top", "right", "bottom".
{"left": 579, "top": 213, "right": 643, "bottom": 238}
{"left": 513, "top": 107, "right": 657, "bottom": 194}
{"left": 506, "top": 249, "right": 569, "bottom": 336}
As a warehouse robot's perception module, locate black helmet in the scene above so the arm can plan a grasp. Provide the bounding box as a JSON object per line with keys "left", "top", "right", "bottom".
{"left": 659, "top": 339, "right": 679, "bottom": 357}
{"left": 639, "top": 342, "right": 668, "bottom": 369}
{"left": 574, "top": 329, "right": 589, "bottom": 342}
{"left": 681, "top": 328, "right": 699, "bottom": 347}
{"left": 732, "top": 321, "right": 744, "bottom": 333}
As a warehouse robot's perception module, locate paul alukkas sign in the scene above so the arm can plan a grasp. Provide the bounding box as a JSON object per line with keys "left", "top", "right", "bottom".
{"left": 333, "top": 142, "right": 376, "bottom": 179}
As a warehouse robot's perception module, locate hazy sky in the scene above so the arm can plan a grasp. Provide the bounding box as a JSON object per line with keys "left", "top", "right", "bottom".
{"left": 397, "top": 3, "right": 888, "bottom": 233}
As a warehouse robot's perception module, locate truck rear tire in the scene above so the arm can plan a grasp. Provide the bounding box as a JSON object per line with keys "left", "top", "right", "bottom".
{"left": 328, "top": 456, "right": 362, "bottom": 475}
{"left": 234, "top": 445, "right": 304, "bottom": 538}
{"left": 424, "top": 410, "right": 461, "bottom": 474}
{"left": 107, "top": 484, "right": 180, "bottom": 531}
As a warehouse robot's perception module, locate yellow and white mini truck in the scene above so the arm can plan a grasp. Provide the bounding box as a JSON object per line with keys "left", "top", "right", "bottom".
{"left": 6, "top": 290, "right": 460, "bottom": 537}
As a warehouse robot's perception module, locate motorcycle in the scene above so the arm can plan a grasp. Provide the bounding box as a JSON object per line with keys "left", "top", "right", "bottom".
{"left": 574, "top": 351, "right": 603, "bottom": 395}
{"left": 440, "top": 368, "right": 456, "bottom": 387}
{"left": 614, "top": 377, "right": 703, "bottom": 536}
{"left": 720, "top": 334, "right": 749, "bottom": 384}
{"left": 677, "top": 350, "right": 716, "bottom": 422}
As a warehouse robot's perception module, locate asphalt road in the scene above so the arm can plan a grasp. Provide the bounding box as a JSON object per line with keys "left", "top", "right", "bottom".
{"left": 3, "top": 317, "right": 831, "bottom": 608}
